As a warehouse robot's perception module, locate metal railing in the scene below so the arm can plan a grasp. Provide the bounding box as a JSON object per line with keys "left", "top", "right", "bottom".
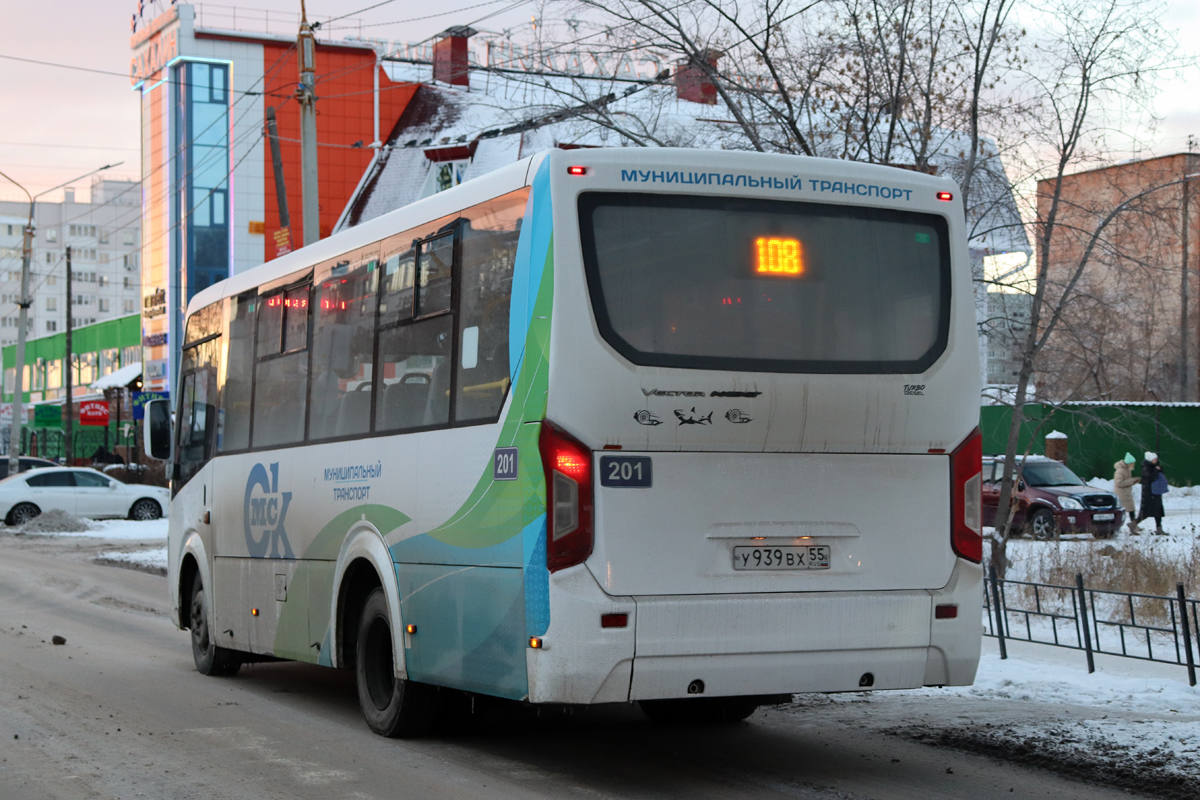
{"left": 984, "top": 567, "right": 1199, "bottom": 685}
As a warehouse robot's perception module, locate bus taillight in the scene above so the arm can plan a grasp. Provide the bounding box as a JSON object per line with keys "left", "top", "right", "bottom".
{"left": 949, "top": 427, "right": 983, "bottom": 563}
{"left": 539, "top": 422, "right": 595, "bottom": 572}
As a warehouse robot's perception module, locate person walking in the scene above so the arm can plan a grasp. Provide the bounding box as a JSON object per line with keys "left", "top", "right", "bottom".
{"left": 1137, "top": 452, "right": 1167, "bottom": 535}
{"left": 1113, "top": 452, "right": 1141, "bottom": 534}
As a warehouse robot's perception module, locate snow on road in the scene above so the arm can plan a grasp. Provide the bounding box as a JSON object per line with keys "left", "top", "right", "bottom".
{"left": 10, "top": 503, "right": 1199, "bottom": 796}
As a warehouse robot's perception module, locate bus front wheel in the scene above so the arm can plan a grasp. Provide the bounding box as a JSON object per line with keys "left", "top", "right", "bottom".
{"left": 189, "top": 577, "right": 241, "bottom": 676}
{"left": 355, "top": 587, "right": 439, "bottom": 737}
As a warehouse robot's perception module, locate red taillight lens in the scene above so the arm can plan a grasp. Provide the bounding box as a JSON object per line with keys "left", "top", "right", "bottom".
{"left": 936, "top": 191, "right": 954, "bottom": 201}
{"left": 601, "top": 613, "right": 628, "bottom": 628}
{"left": 539, "top": 422, "right": 594, "bottom": 572}
{"left": 567, "top": 165, "right": 587, "bottom": 176}
{"left": 950, "top": 427, "right": 983, "bottom": 563}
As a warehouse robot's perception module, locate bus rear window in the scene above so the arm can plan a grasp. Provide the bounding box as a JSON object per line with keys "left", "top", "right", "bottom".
{"left": 578, "top": 193, "right": 951, "bottom": 373}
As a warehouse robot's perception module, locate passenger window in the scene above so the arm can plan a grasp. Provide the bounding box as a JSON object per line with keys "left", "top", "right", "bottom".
{"left": 375, "top": 316, "right": 452, "bottom": 431}
{"left": 74, "top": 471, "right": 109, "bottom": 488}
{"left": 378, "top": 246, "right": 415, "bottom": 327}
{"left": 416, "top": 233, "right": 454, "bottom": 317}
{"left": 219, "top": 292, "right": 255, "bottom": 451}
{"left": 308, "top": 248, "right": 379, "bottom": 440}
{"left": 253, "top": 282, "right": 310, "bottom": 448}
{"left": 454, "top": 189, "right": 527, "bottom": 423}
{"left": 27, "top": 472, "right": 75, "bottom": 488}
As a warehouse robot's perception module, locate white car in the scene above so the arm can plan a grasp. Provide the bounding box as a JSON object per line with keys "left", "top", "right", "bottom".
{"left": 0, "top": 467, "right": 171, "bottom": 525}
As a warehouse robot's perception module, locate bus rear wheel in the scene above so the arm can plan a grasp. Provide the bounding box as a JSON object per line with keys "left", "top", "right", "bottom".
{"left": 355, "top": 587, "right": 439, "bottom": 737}
{"left": 639, "top": 697, "right": 760, "bottom": 725}
{"left": 189, "top": 577, "right": 241, "bottom": 676}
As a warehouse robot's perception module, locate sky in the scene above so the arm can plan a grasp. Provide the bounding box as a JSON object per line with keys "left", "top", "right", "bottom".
{"left": 0, "top": 0, "right": 1197, "bottom": 203}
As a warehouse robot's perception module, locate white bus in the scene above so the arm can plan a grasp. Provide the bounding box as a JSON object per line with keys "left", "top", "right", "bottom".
{"left": 145, "top": 148, "right": 983, "bottom": 737}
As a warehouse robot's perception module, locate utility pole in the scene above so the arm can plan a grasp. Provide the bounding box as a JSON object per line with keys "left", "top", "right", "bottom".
{"left": 265, "top": 106, "right": 292, "bottom": 253}
{"left": 8, "top": 220, "right": 33, "bottom": 476}
{"left": 64, "top": 246, "right": 73, "bottom": 465}
{"left": 297, "top": 0, "right": 320, "bottom": 246}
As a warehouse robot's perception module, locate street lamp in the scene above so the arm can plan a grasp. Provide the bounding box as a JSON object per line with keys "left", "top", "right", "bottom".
{"left": 0, "top": 163, "right": 121, "bottom": 475}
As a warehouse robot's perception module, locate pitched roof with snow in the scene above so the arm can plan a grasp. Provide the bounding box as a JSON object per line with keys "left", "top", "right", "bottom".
{"left": 336, "top": 58, "right": 1028, "bottom": 259}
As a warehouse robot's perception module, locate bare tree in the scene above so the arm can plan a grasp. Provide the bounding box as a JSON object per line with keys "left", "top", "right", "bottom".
{"left": 988, "top": 0, "right": 1180, "bottom": 575}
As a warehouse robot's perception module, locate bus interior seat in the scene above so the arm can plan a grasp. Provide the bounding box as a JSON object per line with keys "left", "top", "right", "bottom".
{"left": 424, "top": 361, "right": 450, "bottom": 426}
{"left": 382, "top": 373, "right": 430, "bottom": 430}
{"left": 334, "top": 384, "right": 373, "bottom": 436}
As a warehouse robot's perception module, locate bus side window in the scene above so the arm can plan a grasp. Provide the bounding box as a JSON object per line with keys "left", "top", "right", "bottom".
{"left": 252, "top": 284, "right": 311, "bottom": 448}
{"left": 308, "top": 248, "right": 379, "bottom": 440}
{"left": 454, "top": 189, "right": 527, "bottom": 423}
{"left": 177, "top": 303, "right": 221, "bottom": 486}
{"left": 375, "top": 234, "right": 454, "bottom": 432}
{"left": 219, "top": 291, "right": 255, "bottom": 451}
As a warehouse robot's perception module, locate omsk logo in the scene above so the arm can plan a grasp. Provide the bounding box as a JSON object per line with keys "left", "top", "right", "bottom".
{"left": 243, "top": 462, "right": 295, "bottom": 559}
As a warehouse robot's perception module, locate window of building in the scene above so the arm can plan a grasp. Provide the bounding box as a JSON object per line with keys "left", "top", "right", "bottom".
{"left": 123, "top": 254, "right": 137, "bottom": 269}
{"left": 45, "top": 253, "right": 53, "bottom": 264}
{"left": 123, "top": 276, "right": 134, "bottom": 289}
{"left": 121, "top": 345, "right": 139, "bottom": 367}
{"left": 99, "top": 230, "right": 110, "bottom": 244}
{"left": 45, "top": 229, "right": 57, "bottom": 243}
{"left": 46, "top": 275, "right": 56, "bottom": 286}
{"left": 98, "top": 274, "right": 109, "bottom": 287}
{"left": 122, "top": 298, "right": 135, "bottom": 314}
{"left": 122, "top": 230, "right": 135, "bottom": 246}
{"left": 98, "top": 298, "right": 110, "bottom": 313}
{"left": 45, "top": 297, "right": 56, "bottom": 311}
{"left": 99, "top": 253, "right": 109, "bottom": 265}
{"left": 45, "top": 321, "right": 56, "bottom": 332}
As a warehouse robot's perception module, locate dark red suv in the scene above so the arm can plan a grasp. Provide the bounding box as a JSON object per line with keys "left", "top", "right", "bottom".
{"left": 982, "top": 456, "right": 1123, "bottom": 539}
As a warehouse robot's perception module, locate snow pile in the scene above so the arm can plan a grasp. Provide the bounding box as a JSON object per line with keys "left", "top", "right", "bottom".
{"left": 53, "top": 518, "right": 168, "bottom": 540}
{"left": 17, "top": 509, "right": 93, "bottom": 534}
{"left": 95, "top": 546, "right": 167, "bottom": 576}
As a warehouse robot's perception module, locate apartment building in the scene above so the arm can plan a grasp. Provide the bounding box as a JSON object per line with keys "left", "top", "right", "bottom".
{"left": 0, "top": 178, "right": 142, "bottom": 351}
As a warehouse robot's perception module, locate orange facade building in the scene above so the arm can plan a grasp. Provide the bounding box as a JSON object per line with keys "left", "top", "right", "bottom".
{"left": 131, "top": 4, "right": 417, "bottom": 393}
{"left": 1036, "top": 153, "right": 1200, "bottom": 401}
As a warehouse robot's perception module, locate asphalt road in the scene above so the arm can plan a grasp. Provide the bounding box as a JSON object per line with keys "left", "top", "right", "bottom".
{"left": 0, "top": 532, "right": 1158, "bottom": 800}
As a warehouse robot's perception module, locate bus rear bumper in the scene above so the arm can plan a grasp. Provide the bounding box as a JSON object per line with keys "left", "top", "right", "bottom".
{"left": 526, "top": 560, "right": 982, "bottom": 704}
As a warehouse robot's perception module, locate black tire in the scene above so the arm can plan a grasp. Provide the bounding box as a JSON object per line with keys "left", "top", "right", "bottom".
{"left": 1027, "top": 508, "right": 1057, "bottom": 540}
{"left": 639, "top": 697, "right": 760, "bottom": 725}
{"left": 6, "top": 502, "right": 40, "bottom": 526}
{"left": 129, "top": 498, "right": 162, "bottom": 521}
{"left": 189, "top": 576, "right": 241, "bottom": 676}
{"left": 355, "top": 587, "right": 439, "bottom": 737}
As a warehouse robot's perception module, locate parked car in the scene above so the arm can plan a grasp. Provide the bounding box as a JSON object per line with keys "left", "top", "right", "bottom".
{"left": 0, "top": 456, "right": 58, "bottom": 481}
{"left": 982, "top": 455, "right": 1123, "bottom": 539}
{"left": 0, "top": 466, "right": 171, "bottom": 526}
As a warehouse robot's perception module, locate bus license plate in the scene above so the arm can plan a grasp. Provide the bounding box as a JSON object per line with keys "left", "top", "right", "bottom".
{"left": 733, "top": 546, "right": 831, "bottom": 570}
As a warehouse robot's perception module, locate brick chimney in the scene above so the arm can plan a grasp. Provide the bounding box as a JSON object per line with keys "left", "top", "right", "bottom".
{"left": 433, "top": 26, "right": 477, "bottom": 87}
{"left": 675, "top": 49, "right": 723, "bottom": 105}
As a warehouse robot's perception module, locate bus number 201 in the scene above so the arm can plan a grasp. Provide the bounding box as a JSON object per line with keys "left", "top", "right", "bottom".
{"left": 599, "top": 456, "right": 652, "bottom": 488}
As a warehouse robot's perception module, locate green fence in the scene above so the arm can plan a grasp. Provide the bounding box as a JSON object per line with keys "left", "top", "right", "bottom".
{"left": 981, "top": 403, "right": 1200, "bottom": 485}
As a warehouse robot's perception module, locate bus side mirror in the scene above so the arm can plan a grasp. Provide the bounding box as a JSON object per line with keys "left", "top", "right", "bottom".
{"left": 143, "top": 399, "right": 171, "bottom": 461}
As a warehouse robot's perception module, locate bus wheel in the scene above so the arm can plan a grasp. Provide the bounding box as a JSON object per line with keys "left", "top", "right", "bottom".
{"left": 1027, "top": 509, "right": 1057, "bottom": 541}
{"left": 639, "top": 697, "right": 760, "bottom": 725}
{"left": 189, "top": 577, "right": 241, "bottom": 676}
{"left": 355, "top": 587, "right": 439, "bottom": 737}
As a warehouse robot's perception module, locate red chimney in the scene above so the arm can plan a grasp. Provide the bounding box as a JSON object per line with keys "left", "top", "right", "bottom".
{"left": 433, "top": 26, "right": 476, "bottom": 87}
{"left": 675, "top": 49, "right": 723, "bottom": 105}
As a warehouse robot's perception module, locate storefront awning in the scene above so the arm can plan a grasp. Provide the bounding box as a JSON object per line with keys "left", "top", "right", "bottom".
{"left": 90, "top": 362, "right": 142, "bottom": 392}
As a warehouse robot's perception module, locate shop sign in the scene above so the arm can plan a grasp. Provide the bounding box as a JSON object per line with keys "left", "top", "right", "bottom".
{"left": 143, "top": 287, "right": 167, "bottom": 318}
{"left": 145, "top": 359, "right": 169, "bottom": 380}
{"left": 274, "top": 227, "right": 292, "bottom": 258}
{"left": 33, "top": 405, "right": 62, "bottom": 428}
{"left": 80, "top": 401, "right": 110, "bottom": 427}
{"left": 132, "top": 391, "right": 168, "bottom": 421}
{"left": 143, "top": 332, "right": 168, "bottom": 348}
